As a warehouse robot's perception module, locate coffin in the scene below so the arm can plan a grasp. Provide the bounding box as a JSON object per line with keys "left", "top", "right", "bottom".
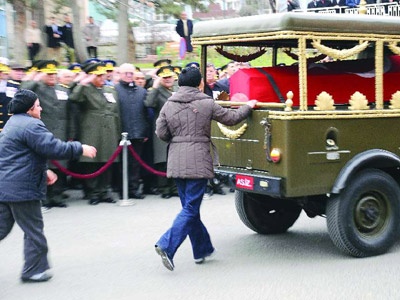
{"left": 229, "top": 55, "right": 400, "bottom": 106}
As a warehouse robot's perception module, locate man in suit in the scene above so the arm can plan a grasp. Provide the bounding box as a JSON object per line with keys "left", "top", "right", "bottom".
{"left": 61, "top": 14, "right": 75, "bottom": 63}
{"left": 44, "top": 17, "right": 63, "bottom": 63}
{"left": 176, "top": 11, "right": 194, "bottom": 53}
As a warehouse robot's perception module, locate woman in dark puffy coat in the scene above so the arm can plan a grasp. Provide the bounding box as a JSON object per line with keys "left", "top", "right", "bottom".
{"left": 0, "top": 89, "right": 96, "bottom": 283}
{"left": 154, "top": 67, "right": 257, "bottom": 271}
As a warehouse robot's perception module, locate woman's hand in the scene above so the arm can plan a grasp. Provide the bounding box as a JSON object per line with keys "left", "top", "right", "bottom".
{"left": 46, "top": 170, "right": 58, "bottom": 185}
{"left": 82, "top": 144, "right": 97, "bottom": 158}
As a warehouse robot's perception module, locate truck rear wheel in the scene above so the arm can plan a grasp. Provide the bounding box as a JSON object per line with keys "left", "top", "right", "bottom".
{"left": 327, "top": 168, "right": 400, "bottom": 257}
{"left": 235, "top": 190, "right": 302, "bottom": 234}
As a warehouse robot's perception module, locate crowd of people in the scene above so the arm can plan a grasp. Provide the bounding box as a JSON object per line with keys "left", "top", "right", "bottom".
{"left": 0, "top": 56, "right": 251, "bottom": 209}
{"left": 0, "top": 10, "right": 259, "bottom": 282}
{"left": 25, "top": 14, "right": 100, "bottom": 64}
{"left": 0, "top": 52, "right": 257, "bottom": 281}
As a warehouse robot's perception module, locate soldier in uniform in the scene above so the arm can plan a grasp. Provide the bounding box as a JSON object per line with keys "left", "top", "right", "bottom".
{"left": 22, "top": 60, "right": 72, "bottom": 209}
{"left": 3, "top": 63, "right": 26, "bottom": 129}
{"left": 0, "top": 59, "right": 10, "bottom": 131}
{"left": 103, "top": 59, "right": 117, "bottom": 86}
{"left": 144, "top": 65, "right": 178, "bottom": 199}
{"left": 69, "top": 62, "right": 121, "bottom": 205}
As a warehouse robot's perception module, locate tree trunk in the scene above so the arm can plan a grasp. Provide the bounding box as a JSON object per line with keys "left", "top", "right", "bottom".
{"left": 117, "top": 0, "right": 135, "bottom": 65}
{"left": 11, "top": 0, "right": 27, "bottom": 64}
{"left": 117, "top": 0, "right": 128, "bottom": 64}
{"left": 127, "top": 19, "right": 136, "bottom": 64}
{"left": 71, "top": 0, "right": 88, "bottom": 63}
{"left": 31, "top": 0, "right": 47, "bottom": 61}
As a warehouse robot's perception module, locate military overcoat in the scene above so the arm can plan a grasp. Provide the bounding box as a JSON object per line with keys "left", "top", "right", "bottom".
{"left": 144, "top": 84, "right": 177, "bottom": 164}
{"left": 69, "top": 83, "right": 120, "bottom": 163}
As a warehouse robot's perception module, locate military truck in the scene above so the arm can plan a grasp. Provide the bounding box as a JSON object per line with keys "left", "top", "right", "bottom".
{"left": 192, "top": 11, "right": 400, "bottom": 257}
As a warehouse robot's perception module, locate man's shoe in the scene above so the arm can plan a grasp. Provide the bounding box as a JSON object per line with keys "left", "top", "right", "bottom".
{"left": 194, "top": 249, "right": 216, "bottom": 264}
{"left": 155, "top": 245, "right": 174, "bottom": 271}
{"left": 89, "top": 198, "right": 100, "bottom": 205}
{"left": 213, "top": 187, "right": 226, "bottom": 195}
{"left": 161, "top": 193, "right": 171, "bottom": 199}
{"left": 143, "top": 187, "right": 160, "bottom": 195}
{"left": 53, "top": 202, "right": 67, "bottom": 208}
{"left": 102, "top": 197, "right": 117, "bottom": 203}
{"left": 129, "top": 192, "right": 145, "bottom": 199}
{"left": 21, "top": 272, "right": 52, "bottom": 283}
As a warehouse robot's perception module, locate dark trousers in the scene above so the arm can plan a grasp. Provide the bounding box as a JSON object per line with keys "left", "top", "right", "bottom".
{"left": 44, "top": 168, "right": 67, "bottom": 206}
{"left": 28, "top": 43, "right": 41, "bottom": 61}
{"left": 184, "top": 36, "right": 193, "bottom": 52}
{"left": 128, "top": 139, "right": 144, "bottom": 193}
{"left": 0, "top": 201, "right": 50, "bottom": 279}
{"left": 141, "top": 137, "right": 157, "bottom": 192}
{"left": 87, "top": 46, "right": 97, "bottom": 58}
{"left": 154, "top": 162, "right": 177, "bottom": 195}
{"left": 156, "top": 178, "right": 214, "bottom": 260}
{"left": 81, "top": 162, "right": 112, "bottom": 200}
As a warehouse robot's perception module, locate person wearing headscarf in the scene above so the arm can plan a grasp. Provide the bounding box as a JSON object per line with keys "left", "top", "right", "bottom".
{"left": 0, "top": 89, "right": 96, "bottom": 283}
{"left": 154, "top": 67, "right": 257, "bottom": 271}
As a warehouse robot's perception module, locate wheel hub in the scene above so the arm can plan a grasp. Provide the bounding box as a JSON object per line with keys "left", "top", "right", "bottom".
{"left": 354, "top": 194, "right": 388, "bottom": 235}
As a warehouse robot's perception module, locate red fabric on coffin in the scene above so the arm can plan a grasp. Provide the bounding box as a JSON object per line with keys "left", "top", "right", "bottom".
{"left": 229, "top": 56, "right": 400, "bottom": 107}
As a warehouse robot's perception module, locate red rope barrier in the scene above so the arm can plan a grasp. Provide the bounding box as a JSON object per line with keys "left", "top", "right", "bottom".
{"left": 51, "top": 146, "right": 123, "bottom": 179}
{"left": 128, "top": 145, "right": 167, "bottom": 177}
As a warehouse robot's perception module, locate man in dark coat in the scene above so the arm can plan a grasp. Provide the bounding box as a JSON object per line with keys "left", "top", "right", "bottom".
{"left": 61, "top": 14, "right": 75, "bottom": 63}
{"left": 154, "top": 67, "right": 257, "bottom": 271}
{"left": 0, "top": 89, "right": 96, "bottom": 282}
{"left": 176, "top": 11, "right": 193, "bottom": 53}
{"left": 115, "top": 63, "right": 150, "bottom": 199}
{"left": 44, "top": 17, "right": 62, "bottom": 63}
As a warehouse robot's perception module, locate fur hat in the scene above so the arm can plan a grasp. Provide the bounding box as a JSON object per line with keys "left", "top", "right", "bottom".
{"left": 178, "top": 67, "right": 202, "bottom": 87}
{"left": 8, "top": 89, "right": 38, "bottom": 114}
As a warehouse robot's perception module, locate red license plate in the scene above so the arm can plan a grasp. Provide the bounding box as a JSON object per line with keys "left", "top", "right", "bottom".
{"left": 236, "top": 175, "right": 254, "bottom": 190}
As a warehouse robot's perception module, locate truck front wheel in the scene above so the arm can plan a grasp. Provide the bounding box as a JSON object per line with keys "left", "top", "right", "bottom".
{"left": 327, "top": 168, "right": 400, "bottom": 257}
{"left": 235, "top": 190, "right": 302, "bottom": 234}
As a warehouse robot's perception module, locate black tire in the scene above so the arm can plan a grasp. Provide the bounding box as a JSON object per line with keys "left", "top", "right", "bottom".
{"left": 235, "top": 190, "right": 302, "bottom": 234}
{"left": 326, "top": 168, "right": 400, "bottom": 257}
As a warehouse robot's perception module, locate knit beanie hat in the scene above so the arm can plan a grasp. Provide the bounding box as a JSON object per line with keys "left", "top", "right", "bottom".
{"left": 8, "top": 89, "right": 38, "bottom": 114}
{"left": 178, "top": 67, "right": 202, "bottom": 87}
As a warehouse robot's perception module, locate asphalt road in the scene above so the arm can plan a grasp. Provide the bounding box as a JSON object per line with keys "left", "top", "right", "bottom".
{"left": 1, "top": 189, "right": 400, "bottom": 300}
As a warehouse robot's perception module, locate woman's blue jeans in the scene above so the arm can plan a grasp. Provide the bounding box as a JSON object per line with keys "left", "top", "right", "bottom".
{"left": 156, "top": 178, "right": 214, "bottom": 260}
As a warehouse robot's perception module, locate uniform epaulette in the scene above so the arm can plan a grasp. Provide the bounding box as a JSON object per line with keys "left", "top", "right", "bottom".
{"left": 7, "top": 80, "right": 21, "bottom": 86}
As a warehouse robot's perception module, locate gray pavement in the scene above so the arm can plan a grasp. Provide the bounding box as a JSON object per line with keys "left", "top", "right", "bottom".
{"left": 1, "top": 189, "right": 400, "bottom": 300}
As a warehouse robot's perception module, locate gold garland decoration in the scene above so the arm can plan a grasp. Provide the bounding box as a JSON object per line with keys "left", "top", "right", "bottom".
{"left": 387, "top": 41, "right": 400, "bottom": 55}
{"left": 215, "top": 46, "right": 267, "bottom": 62}
{"left": 217, "top": 122, "right": 248, "bottom": 139}
{"left": 311, "top": 40, "right": 369, "bottom": 60}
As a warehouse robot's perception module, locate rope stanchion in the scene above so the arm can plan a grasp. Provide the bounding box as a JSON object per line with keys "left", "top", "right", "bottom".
{"left": 51, "top": 133, "right": 166, "bottom": 207}
{"left": 128, "top": 145, "right": 167, "bottom": 177}
{"left": 51, "top": 146, "right": 123, "bottom": 179}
